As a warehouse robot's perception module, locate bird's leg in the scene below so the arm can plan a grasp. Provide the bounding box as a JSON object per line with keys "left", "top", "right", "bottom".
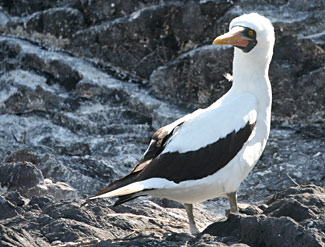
{"left": 227, "top": 191, "right": 239, "bottom": 213}
{"left": 183, "top": 203, "right": 200, "bottom": 234}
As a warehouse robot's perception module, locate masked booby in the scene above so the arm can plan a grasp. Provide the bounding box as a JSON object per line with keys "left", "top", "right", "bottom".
{"left": 86, "top": 13, "right": 275, "bottom": 234}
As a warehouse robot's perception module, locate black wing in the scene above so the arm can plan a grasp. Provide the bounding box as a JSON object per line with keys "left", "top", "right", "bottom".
{"left": 135, "top": 121, "right": 256, "bottom": 183}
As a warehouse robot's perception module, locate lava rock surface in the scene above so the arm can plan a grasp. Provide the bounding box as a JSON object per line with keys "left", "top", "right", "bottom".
{"left": 0, "top": 0, "right": 324, "bottom": 246}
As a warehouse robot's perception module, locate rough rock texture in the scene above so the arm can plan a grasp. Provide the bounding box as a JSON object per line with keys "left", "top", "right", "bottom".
{"left": 151, "top": 45, "right": 233, "bottom": 106}
{"left": 203, "top": 185, "right": 325, "bottom": 247}
{"left": 0, "top": 0, "right": 324, "bottom": 246}
{"left": 0, "top": 184, "right": 324, "bottom": 246}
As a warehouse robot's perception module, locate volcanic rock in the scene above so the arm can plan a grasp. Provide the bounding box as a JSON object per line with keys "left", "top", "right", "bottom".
{"left": 0, "top": 0, "right": 324, "bottom": 246}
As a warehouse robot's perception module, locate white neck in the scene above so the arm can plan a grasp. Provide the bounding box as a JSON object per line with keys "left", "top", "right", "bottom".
{"left": 231, "top": 48, "right": 272, "bottom": 95}
{"left": 228, "top": 47, "right": 273, "bottom": 145}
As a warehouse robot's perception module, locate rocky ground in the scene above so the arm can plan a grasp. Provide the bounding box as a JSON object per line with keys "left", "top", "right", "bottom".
{"left": 0, "top": 0, "right": 324, "bottom": 246}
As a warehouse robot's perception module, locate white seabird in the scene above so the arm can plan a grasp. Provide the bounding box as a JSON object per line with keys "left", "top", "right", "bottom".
{"left": 86, "top": 13, "right": 275, "bottom": 234}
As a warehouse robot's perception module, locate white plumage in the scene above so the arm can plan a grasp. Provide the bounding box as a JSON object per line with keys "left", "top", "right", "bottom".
{"left": 162, "top": 93, "right": 257, "bottom": 154}
{"left": 88, "top": 13, "right": 275, "bottom": 234}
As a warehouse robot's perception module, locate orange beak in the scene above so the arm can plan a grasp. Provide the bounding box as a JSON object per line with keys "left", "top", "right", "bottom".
{"left": 213, "top": 26, "right": 251, "bottom": 47}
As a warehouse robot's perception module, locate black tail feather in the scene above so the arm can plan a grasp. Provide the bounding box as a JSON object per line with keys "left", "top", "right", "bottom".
{"left": 114, "top": 193, "right": 141, "bottom": 206}
{"left": 113, "top": 188, "right": 155, "bottom": 206}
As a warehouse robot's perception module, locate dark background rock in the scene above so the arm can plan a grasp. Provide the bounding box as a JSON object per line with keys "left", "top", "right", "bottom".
{"left": 0, "top": 195, "right": 18, "bottom": 220}
{"left": 69, "top": 1, "right": 233, "bottom": 79}
{"left": 0, "top": 0, "right": 324, "bottom": 246}
{"left": 151, "top": 45, "right": 233, "bottom": 107}
{"left": 0, "top": 162, "right": 44, "bottom": 190}
{"left": 25, "top": 7, "right": 85, "bottom": 39}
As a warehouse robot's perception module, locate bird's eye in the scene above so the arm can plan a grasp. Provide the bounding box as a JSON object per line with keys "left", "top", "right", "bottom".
{"left": 248, "top": 30, "right": 255, "bottom": 36}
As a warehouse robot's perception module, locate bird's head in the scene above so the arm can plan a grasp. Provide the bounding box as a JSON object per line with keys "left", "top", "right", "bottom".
{"left": 213, "top": 13, "right": 275, "bottom": 57}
